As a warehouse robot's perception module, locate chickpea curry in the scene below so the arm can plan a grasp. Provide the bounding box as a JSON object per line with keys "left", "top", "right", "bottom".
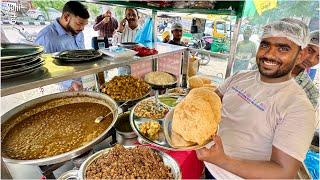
{"left": 2, "top": 102, "right": 113, "bottom": 160}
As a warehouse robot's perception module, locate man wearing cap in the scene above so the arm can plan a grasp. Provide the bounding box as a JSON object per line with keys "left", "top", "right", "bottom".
{"left": 292, "top": 30, "right": 319, "bottom": 108}
{"left": 168, "top": 22, "right": 185, "bottom": 46}
{"left": 196, "top": 18, "right": 316, "bottom": 178}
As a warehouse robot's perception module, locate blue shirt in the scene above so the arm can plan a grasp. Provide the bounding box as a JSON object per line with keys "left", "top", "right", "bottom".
{"left": 34, "top": 18, "right": 84, "bottom": 53}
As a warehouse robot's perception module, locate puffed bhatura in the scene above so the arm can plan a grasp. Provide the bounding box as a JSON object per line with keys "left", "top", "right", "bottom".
{"left": 172, "top": 87, "right": 221, "bottom": 145}
{"left": 86, "top": 144, "right": 173, "bottom": 179}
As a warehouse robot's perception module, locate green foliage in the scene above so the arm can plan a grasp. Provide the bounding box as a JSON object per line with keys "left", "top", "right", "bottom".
{"left": 249, "top": 0, "right": 319, "bottom": 26}
{"left": 84, "top": 3, "right": 101, "bottom": 20}
{"left": 32, "top": 0, "right": 66, "bottom": 19}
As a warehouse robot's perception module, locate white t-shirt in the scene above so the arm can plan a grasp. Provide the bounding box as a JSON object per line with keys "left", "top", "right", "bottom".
{"left": 113, "top": 24, "right": 140, "bottom": 44}
{"left": 206, "top": 70, "right": 316, "bottom": 179}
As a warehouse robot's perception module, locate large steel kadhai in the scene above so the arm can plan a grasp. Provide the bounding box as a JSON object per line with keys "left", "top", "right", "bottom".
{"left": 1, "top": 92, "right": 119, "bottom": 165}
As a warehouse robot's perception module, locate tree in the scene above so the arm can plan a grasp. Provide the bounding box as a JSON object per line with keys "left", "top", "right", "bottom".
{"left": 32, "top": 0, "right": 66, "bottom": 19}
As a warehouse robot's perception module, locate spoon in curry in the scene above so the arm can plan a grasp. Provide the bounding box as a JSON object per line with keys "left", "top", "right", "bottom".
{"left": 95, "top": 100, "right": 129, "bottom": 123}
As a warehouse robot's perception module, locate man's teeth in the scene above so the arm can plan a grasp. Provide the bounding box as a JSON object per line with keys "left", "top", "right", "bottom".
{"left": 264, "top": 60, "right": 277, "bottom": 66}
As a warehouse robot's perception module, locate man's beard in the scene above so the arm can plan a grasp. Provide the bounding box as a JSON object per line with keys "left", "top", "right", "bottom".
{"left": 66, "top": 22, "right": 79, "bottom": 35}
{"left": 257, "top": 50, "right": 299, "bottom": 78}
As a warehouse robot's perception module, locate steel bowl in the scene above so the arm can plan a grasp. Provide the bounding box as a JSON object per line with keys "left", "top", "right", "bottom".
{"left": 58, "top": 145, "right": 181, "bottom": 180}
{"left": 144, "top": 72, "right": 178, "bottom": 90}
{"left": 1, "top": 91, "right": 118, "bottom": 165}
{"left": 114, "top": 111, "right": 137, "bottom": 139}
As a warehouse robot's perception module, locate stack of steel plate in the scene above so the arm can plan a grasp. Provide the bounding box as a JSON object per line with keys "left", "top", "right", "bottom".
{"left": 1, "top": 43, "right": 44, "bottom": 79}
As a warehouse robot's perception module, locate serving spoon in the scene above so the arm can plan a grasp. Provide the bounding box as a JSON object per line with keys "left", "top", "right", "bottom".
{"left": 95, "top": 100, "right": 129, "bottom": 123}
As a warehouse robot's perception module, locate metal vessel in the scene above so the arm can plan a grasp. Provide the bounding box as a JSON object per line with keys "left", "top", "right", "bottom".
{"left": 1, "top": 91, "right": 119, "bottom": 166}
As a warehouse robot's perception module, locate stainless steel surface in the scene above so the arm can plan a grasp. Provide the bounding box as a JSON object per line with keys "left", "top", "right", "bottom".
{"left": 1, "top": 91, "right": 119, "bottom": 165}
{"left": 57, "top": 170, "right": 78, "bottom": 180}
{"left": 115, "top": 111, "right": 137, "bottom": 138}
{"left": 1, "top": 42, "right": 186, "bottom": 97}
{"left": 59, "top": 146, "right": 181, "bottom": 180}
{"left": 225, "top": 17, "right": 242, "bottom": 78}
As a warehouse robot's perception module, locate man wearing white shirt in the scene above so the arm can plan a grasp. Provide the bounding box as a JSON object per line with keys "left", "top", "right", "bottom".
{"left": 113, "top": 8, "right": 140, "bottom": 44}
{"left": 196, "top": 18, "right": 316, "bottom": 179}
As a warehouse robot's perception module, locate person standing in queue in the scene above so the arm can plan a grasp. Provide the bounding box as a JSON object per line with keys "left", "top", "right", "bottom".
{"left": 196, "top": 18, "right": 316, "bottom": 179}
{"left": 93, "top": 7, "right": 118, "bottom": 38}
{"left": 113, "top": 8, "right": 140, "bottom": 44}
{"left": 292, "top": 30, "right": 319, "bottom": 108}
{"left": 34, "top": 1, "right": 90, "bottom": 91}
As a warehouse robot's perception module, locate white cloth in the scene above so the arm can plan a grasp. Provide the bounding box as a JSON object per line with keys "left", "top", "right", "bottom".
{"left": 206, "top": 70, "right": 316, "bottom": 179}
{"left": 112, "top": 24, "right": 139, "bottom": 44}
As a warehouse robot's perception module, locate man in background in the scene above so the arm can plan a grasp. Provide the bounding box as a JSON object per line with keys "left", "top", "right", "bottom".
{"left": 292, "top": 30, "right": 319, "bottom": 108}
{"left": 34, "top": 1, "right": 89, "bottom": 91}
{"left": 93, "top": 7, "right": 118, "bottom": 38}
{"left": 34, "top": 1, "right": 89, "bottom": 53}
{"left": 168, "top": 22, "right": 185, "bottom": 46}
{"left": 113, "top": 8, "right": 140, "bottom": 44}
{"left": 232, "top": 27, "right": 257, "bottom": 74}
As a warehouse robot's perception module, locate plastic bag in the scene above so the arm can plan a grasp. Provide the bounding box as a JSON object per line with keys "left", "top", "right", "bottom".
{"left": 135, "top": 17, "right": 153, "bottom": 43}
{"left": 304, "top": 150, "right": 319, "bottom": 179}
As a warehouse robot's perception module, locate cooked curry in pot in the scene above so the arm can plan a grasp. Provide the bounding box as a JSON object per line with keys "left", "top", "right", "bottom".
{"left": 2, "top": 102, "right": 113, "bottom": 160}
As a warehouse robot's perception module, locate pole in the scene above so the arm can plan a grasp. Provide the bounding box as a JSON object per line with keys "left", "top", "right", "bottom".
{"left": 225, "top": 17, "right": 241, "bottom": 78}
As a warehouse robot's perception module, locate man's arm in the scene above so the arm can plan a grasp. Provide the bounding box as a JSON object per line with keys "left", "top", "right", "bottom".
{"left": 93, "top": 16, "right": 104, "bottom": 31}
{"left": 196, "top": 136, "right": 301, "bottom": 179}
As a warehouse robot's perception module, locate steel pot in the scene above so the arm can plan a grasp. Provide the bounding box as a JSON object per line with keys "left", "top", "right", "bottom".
{"left": 1, "top": 91, "right": 118, "bottom": 166}
{"left": 58, "top": 146, "right": 181, "bottom": 180}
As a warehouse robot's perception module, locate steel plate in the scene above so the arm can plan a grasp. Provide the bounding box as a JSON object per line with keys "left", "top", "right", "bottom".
{"left": 1, "top": 56, "right": 41, "bottom": 68}
{"left": 54, "top": 49, "right": 103, "bottom": 62}
{"left": 1, "top": 43, "right": 44, "bottom": 61}
{"left": 1, "top": 59, "right": 44, "bottom": 74}
{"left": 130, "top": 96, "right": 217, "bottom": 151}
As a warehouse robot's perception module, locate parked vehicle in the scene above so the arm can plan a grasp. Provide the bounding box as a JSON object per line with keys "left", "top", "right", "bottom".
{"left": 27, "top": 8, "right": 61, "bottom": 21}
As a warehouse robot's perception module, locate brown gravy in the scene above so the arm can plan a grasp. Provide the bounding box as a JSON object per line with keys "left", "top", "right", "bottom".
{"left": 2, "top": 102, "right": 113, "bottom": 160}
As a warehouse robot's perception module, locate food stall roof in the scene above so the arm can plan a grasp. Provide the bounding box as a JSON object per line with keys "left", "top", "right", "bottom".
{"left": 83, "top": 1, "right": 245, "bottom": 17}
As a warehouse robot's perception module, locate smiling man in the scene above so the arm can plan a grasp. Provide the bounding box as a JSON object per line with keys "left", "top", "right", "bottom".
{"left": 196, "top": 18, "right": 316, "bottom": 179}
{"left": 34, "top": 1, "right": 89, "bottom": 53}
{"left": 292, "top": 30, "right": 319, "bottom": 108}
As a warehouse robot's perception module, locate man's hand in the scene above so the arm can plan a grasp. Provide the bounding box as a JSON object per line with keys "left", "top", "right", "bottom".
{"left": 118, "top": 18, "right": 127, "bottom": 33}
{"left": 103, "top": 16, "right": 110, "bottom": 24}
{"left": 196, "top": 135, "right": 229, "bottom": 166}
